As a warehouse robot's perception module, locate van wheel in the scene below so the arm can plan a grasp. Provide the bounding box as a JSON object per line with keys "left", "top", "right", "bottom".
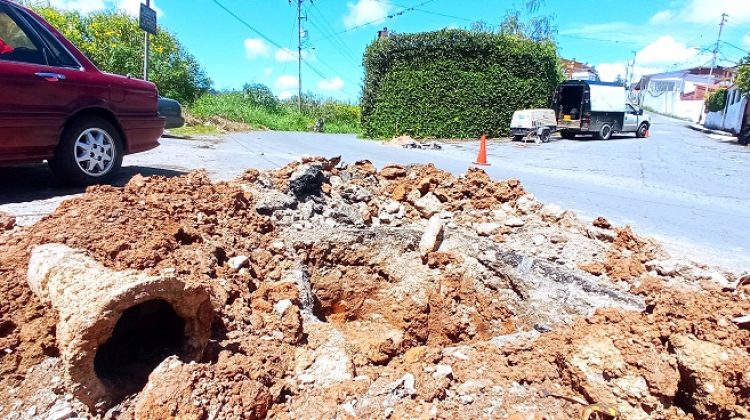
{"left": 540, "top": 129, "right": 551, "bottom": 143}
{"left": 636, "top": 123, "right": 649, "bottom": 138}
{"left": 49, "top": 117, "right": 123, "bottom": 186}
{"left": 596, "top": 124, "right": 612, "bottom": 140}
{"left": 561, "top": 130, "right": 575, "bottom": 139}
{"left": 513, "top": 135, "right": 524, "bottom": 142}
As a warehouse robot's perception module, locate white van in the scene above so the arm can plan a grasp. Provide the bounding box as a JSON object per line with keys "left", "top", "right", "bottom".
{"left": 553, "top": 80, "right": 651, "bottom": 140}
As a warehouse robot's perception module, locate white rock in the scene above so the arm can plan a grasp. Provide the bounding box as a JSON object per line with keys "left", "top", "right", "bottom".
{"left": 540, "top": 204, "right": 566, "bottom": 222}
{"left": 414, "top": 193, "right": 443, "bottom": 218}
{"left": 476, "top": 222, "right": 501, "bottom": 237}
{"left": 227, "top": 255, "right": 248, "bottom": 272}
{"left": 47, "top": 402, "right": 75, "bottom": 420}
{"left": 504, "top": 217, "right": 525, "bottom": 227}
{"left": 459, "top": 394, "right": 474, "bottom": 405}
{"left": 532, "top": 234, "right": 546, "bottom": 246}
{"left": 419, "top": 216, "right": 445, "bottom": 256}
{"left": 515, "top": 194, "right": 539, "bottom": 215}
{"left": 432, "top": 364, "right": 454, "bottom": 379}
{"left": 273, "top": 299, "right": 293, "bottom": 316}
{"left": 299, "top": 201, "right": 315, "bottom": 219}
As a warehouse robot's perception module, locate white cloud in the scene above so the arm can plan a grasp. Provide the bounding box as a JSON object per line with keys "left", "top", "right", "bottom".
{"left": 50, "top": 0, "right": 106, "bottom": 14}
{"left": 318, "top": 77, "right": 344, "bottom": 92}
{"left": 275, "top": 48, "right": 313, "bottom": 62}
{"left": 275, "top": 48, "right": 298, "bottom": 62}
{"left": 278, "top": 90, "right": 294, "bottom": 100}
{"left": 595, "top": 63, "right": 627, "bottom": 83}
{"left": 243, "top": 38, "right": 269, "bottom": 59}
{"left": 275, "top": 75, "right": 299, "bottom": 90}
{"left": 49, "top": 0, "right": 163, "bottom": 16}
{"left": 264, "top": 67, "right": 274, "bottom": 76}
{"left": 649, "top": 10, "right": 673, "bottom": 24}
{"left": 636, "top": 36, "right": 698, "bottom": 66}
{"left": 653, "top": 0, "right": 750, "bottom": 25}
{"left": 743, "top": 34, "right": 750, "bottom": 49}
{"left": 343, "top": 0, "right": 392, "bottom": 30}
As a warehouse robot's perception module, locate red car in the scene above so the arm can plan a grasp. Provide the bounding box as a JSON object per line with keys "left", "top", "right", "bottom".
{"left": 0, "top": 0, "right": 164, "bottom": 185}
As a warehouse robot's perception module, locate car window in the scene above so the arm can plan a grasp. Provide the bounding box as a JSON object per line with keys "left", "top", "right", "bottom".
{"left": 19, "top": 9, "right": 79, "bottom": 68}
{"left": 626, "top": 104, "right": 636, "bottom": 113}
{"left": 0, "top": 8, "right": 45, "bottom": 65}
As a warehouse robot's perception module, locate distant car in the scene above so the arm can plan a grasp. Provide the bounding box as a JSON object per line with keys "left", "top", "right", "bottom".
{"left": 0, "top": 0, "right": 165, "bottom": 185}
{"left": 158, "top": 97, "right": 184, "bottom": 129}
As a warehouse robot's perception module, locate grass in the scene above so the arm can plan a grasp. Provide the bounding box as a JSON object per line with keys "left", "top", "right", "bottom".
{"left": 185, "top": 92, "right": 361, "bottom": 135}
{"left": 169, "top": 124, "right": 221, "bottom": 136}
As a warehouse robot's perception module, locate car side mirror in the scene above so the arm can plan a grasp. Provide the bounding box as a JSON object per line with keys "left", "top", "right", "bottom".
{"left": 637, "top": 109, "right": 643, "bottom": 115}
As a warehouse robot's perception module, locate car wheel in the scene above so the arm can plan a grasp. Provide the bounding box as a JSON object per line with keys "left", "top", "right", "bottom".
{"left": 512, "top": 135, "right": 524, "bottom": 142}
{"left": 49, "top": 117, "right": 123, "bottom": 186}
{"left": 541, "top": 129, "right": 551, "bottom": 143}
{"left": 560, "top": 130, "right": 575, "bottom": 140}
{"left": 636, "top": 123, "right": 649, "bottom": 138}
{"left": 596, "top": 124, "right": 612, "bottom": 140}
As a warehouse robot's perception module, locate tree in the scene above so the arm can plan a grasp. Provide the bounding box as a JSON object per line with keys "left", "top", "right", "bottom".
{"left": 614, "top": 74, "right": 626, "bottom": 87}
{"left": 29, "top": 5, "right": 211, "bottom": 103}
{"left": 737, "top": 55, "right": 750, "bottom": 97}
{"left": 472, "top": 0, "right": 557, "bottom": 42}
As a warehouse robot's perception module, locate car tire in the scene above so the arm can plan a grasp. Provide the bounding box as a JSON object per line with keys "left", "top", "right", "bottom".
{"left": 512, "top": 135, "right": 524, "bottom": 142}
{"left": 561, "top": 130, "right": 575, "bottom": 140}
{"left": 540, "top": 129, "right": 551, "bottom": 143}
{"left": 636, "top": 123, "right": 649, "bottom": 138}
{"left": 49, "top": 117, "right": 123, "bottom": 186}
{"left": 596, "top": 124, "right": 612, "bottom": 140}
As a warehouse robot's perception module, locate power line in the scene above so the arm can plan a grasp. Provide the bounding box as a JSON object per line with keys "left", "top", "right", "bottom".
{"left": 210, "top": 0, "right": 353, "bottom": 98}
{"left": 721, "top": 40, "right": 749, "bottom": 55}
{"left": 312, "top": 0, "right": 439, "bottom": 43}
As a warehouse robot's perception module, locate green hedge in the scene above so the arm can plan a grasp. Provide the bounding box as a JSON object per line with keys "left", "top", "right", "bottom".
{"left": 706, "top": 88, "right": 728, "bottom": 113}
{"left": 361, "top": 29, "right": 561, "bottom": 138}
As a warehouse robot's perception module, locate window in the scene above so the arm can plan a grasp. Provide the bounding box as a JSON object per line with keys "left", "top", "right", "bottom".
{"left": 0, "top": 7, "right": 45, "bottom": 65}
{"left": 626, "top": 104, "right": 636, "bottom": 113}
{"left": 19, "top": 9, "right": 79, "bottom": 68}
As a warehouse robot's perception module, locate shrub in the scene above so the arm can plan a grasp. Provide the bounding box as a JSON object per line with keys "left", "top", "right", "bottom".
{"left": 706, "top": 88, "right": 728, "bottom": 113}
{"left": 361, "top": 29, "right": 561, "bottom": 138}
{"left": 30, "top": 5, "right": 211, "bottom": 104}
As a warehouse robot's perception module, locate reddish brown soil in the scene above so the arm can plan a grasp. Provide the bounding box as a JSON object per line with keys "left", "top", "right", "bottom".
{"left": 1, "top": 160, "right": 748, "bottom": 419}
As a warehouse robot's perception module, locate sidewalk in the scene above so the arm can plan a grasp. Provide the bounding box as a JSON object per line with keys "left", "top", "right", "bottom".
{"left": 686, "top": 123, "right": 736, "bottom": 138}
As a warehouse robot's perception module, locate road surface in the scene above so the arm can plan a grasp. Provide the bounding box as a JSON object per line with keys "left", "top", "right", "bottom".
{"left": 1, "top": 114, "right": 748, "bottom": 271}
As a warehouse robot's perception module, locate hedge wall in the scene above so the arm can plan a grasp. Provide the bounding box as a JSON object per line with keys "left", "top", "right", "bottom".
{"left": 361, "top": 29, "right": 561, "bottom": 138}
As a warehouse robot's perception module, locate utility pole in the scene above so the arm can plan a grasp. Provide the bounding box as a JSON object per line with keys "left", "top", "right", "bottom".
{"left": 143, "top": 0, "right": 150, "bottom": 81}
{"left": 292, "top": 0, "right": 310, "bottom": 112}
{"left": 708, "top": 13, "right": 728, "bottom": 83}
{"left": 627, "top": 50, "right": 637, "bottom": 100}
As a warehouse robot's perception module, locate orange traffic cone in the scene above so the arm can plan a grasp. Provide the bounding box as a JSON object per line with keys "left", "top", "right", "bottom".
{"left": 474, "top": 134, "right": 490, "bottom": 166}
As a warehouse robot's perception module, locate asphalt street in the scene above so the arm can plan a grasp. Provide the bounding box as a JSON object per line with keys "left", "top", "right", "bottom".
{"left": 1, "top": 114, "right": 748, "bottom": 271}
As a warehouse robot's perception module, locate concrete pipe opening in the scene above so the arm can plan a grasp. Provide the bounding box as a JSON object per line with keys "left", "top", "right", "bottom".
{"left": 93, "top": 299, "right": 187, "bottom": 395}
{"left": 27, "top": 244, "right": 213, "bottom": 411}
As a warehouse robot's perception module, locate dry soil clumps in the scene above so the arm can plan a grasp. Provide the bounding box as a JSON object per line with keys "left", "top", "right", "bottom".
{"left": 0, "top": 158, "right": 748, "bottom": 420}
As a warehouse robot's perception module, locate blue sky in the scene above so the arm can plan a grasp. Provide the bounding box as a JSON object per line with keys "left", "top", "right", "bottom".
{"left": 50, "top": 0, "right": 750, "bottom": 101}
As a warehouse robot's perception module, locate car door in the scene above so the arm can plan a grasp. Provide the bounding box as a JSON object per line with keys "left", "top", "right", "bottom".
{"left": 0, "top": 3, "right": 82, "bottom": 162}
{"left": 623, "top": 104, "right": 639, "bottom": 132}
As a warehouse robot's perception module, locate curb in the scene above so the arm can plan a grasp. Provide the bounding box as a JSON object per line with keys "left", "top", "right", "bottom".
{"left": 686, "top": 124, "right": 736, "bottom": 137}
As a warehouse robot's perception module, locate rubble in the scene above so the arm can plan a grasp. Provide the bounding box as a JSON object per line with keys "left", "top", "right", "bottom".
{"left": 1, "top": 157, "right": 748, "bottom": 419}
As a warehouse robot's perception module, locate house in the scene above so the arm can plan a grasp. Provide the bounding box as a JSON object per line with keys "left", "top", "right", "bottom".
{"left": 637, "top": 66, "right": 737, "bottom": 122}
{"left": 560, "top": 58, "right": 598, "bottom": 81}
{"left": 704, "top": 86, "right": 749, "bottom": 135}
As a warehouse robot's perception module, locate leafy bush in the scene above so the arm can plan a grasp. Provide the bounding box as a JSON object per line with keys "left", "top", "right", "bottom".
{"left": 706, "top": 88, "right": 728, "bottom": 113}
{"left": 189, "top": 90, "right": 361, "bottom": 134}
{"left": 361, "top": 29, "right": 561, "bottom": 138}
{"left": 736, "top": 55, "right": 750, "bottom": 97}
{"left": 30, "top": 5, "right": 211, "bottom": 103}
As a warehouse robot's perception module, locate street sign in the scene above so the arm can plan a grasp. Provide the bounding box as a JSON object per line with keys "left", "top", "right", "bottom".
{"left": 139, "top": 3, "right": 157, "bottom": 35}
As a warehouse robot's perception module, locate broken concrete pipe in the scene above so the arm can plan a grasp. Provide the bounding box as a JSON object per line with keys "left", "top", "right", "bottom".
{"left": 27, "top": 243, "right": 213, "bottom": 411}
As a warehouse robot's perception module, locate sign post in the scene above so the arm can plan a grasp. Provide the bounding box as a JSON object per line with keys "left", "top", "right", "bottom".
{"left": 139, "top": 1, "right": 157, "bottom": 81}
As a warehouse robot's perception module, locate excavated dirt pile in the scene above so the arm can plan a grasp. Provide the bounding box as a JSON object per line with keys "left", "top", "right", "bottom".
{"left": 1, "top": 157, "right": 749, "bottom": 419}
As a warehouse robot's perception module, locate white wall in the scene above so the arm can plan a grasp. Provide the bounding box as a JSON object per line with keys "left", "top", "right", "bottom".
{"left": 642, "top": 90, "right": 703, "bottom": 122}
{"left": 704, "top": 88, "right": 748, "bottom": 134}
